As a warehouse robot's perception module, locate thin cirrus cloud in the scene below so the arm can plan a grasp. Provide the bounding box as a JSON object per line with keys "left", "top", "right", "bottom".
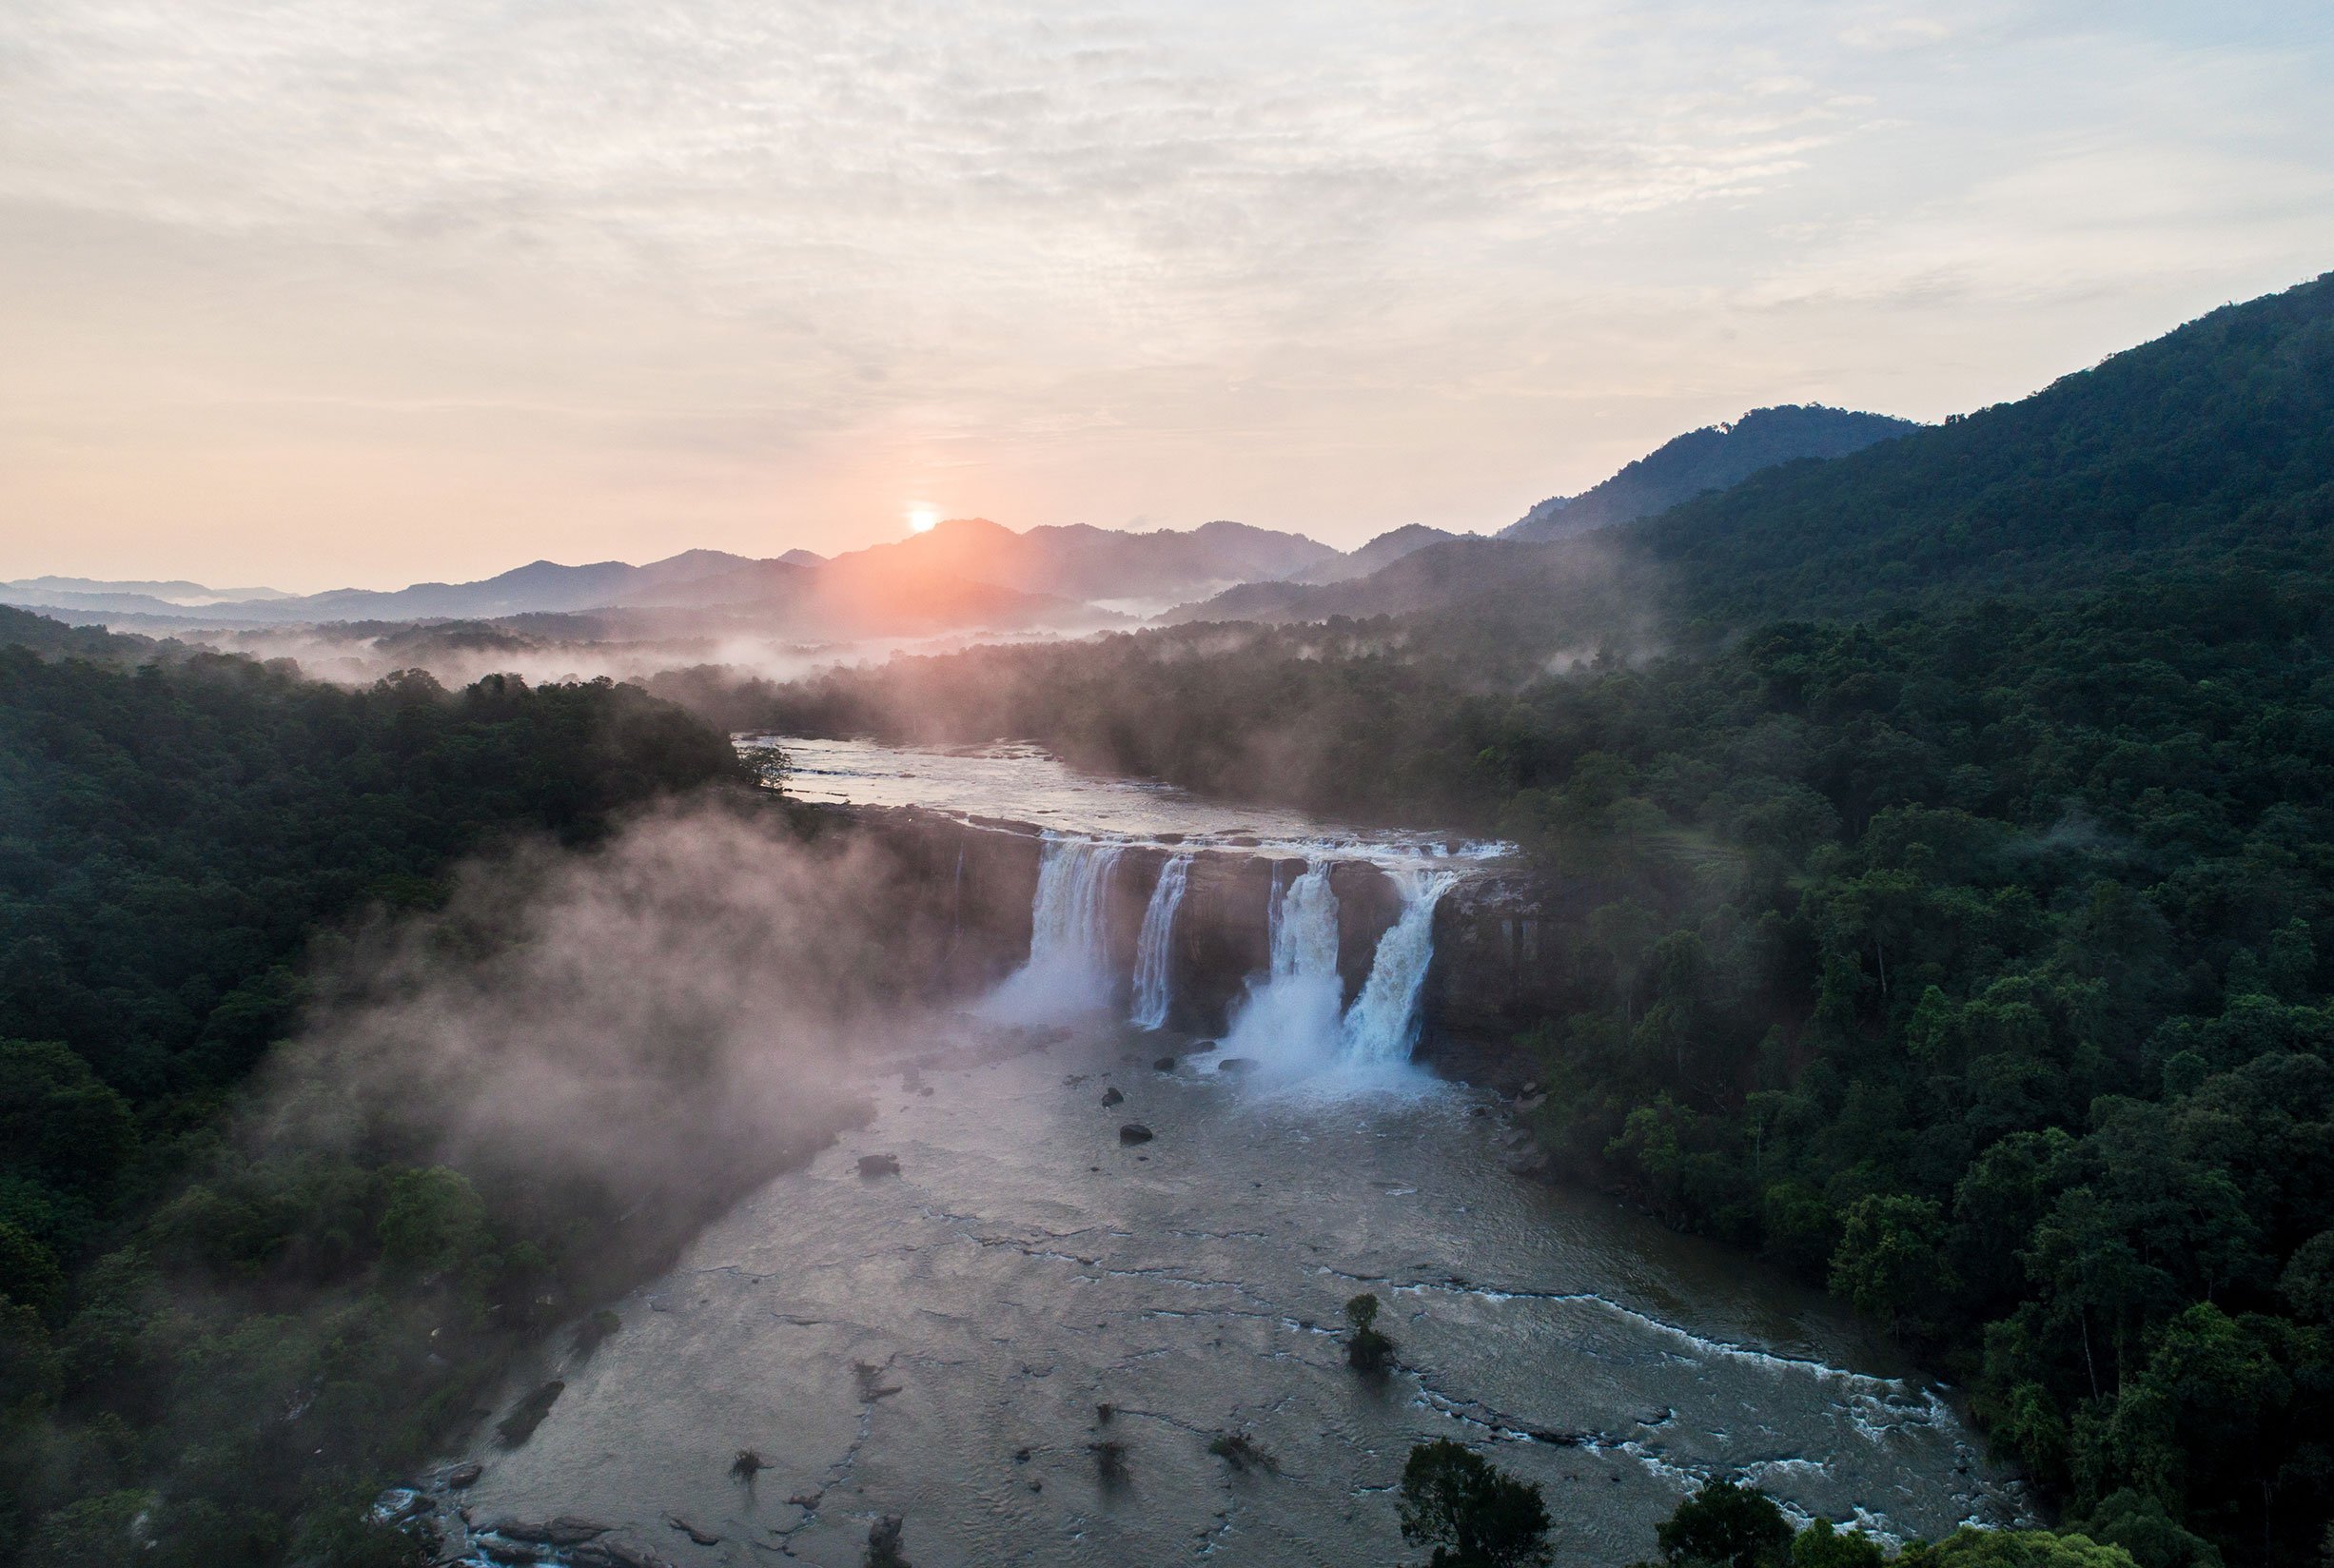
{"left": 0, "top": 0, "right": 2329, "bottom": 590}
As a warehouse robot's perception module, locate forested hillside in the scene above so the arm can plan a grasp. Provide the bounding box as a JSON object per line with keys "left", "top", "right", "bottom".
{"left": 759, "top": 274, "right": 2334, "bottom": 1567}
{"left": 1638, "top": 275, "right": 2334, "bottom": 623}
{"left": 0, "top": 633, "right": 741, "bottom": 1565}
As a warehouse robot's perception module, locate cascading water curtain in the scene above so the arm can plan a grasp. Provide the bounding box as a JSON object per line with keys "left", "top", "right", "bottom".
{"left": 1130, "top": 854, "right": 1192, "bottom": 1029}
{"left": 1340, "top": 868, "right": 1460, "bottom": 1067}
{"left": 981, "top": 834, "right": 1125, "bottom": 1022}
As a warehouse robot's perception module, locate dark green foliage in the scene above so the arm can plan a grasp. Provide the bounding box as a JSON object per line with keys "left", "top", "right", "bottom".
{"left": 0, "top": 631, "right": 741, "bottom": 1568}
{"left": 1396, "top": 1439, "right": 1554, "bottom": 1568}
{"left": 1792, "top": 1519, "right": 1888, "bottom": 1568}
{"left": 1638, "top": 273, "right": 2334, "bottom": 623}
{"left": 0, "top": 646, "right": 739, "bottom": 1102}
{"left": 1899, "top": 1528, "right": 2140, "bottom": 1568}
{"left": 1641, "top": 1484, "right": 1886, "bottom": 1568}
{"left": 1655, "top": 1479, "right": 1794, "bottom": 1568}
{"left": 1344, "top": 1290, "right": 1395, "bottom": 1372}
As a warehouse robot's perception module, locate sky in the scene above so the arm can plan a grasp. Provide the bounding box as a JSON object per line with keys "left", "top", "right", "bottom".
{"left": 2, "top": 1, "right": 2330, "bottom": 593}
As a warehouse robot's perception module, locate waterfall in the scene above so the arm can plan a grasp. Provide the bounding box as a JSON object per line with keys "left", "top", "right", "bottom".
{"left": 1220, "top": 862, "right": 1345, "bottom": 1071}
{"left": 1272, "top": 863, "right": 1341, "bottom": 988}
{"left": 980, "top": 835, "right": 1125, "bottom": 1023}
{"left": 1129, "top": 855, "right": 1192, "bottom": 1030}
{"left": 1340, "top": 868, "right": 1459, "bottom": 1067}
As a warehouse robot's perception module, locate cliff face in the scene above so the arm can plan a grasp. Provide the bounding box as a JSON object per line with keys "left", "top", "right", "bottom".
{"left": 1418, "top": 875, "right": 1589, "bottom": 1086}
{"left": 826, "top": 803, "right": 1539, "bottom": 1059}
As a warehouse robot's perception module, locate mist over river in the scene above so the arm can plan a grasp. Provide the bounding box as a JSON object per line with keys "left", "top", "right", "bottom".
{"left": 429, "top": 739, "right": 2026, "bottom": 1567}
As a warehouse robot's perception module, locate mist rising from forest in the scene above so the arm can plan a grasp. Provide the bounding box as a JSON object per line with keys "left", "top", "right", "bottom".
{"left": 263, "top": 800, "right": 951, "bottom": 1267}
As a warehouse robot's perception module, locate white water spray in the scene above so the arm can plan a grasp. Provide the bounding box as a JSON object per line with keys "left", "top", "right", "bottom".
{"left": 1221, "top": 863, "right": 1345, "bottom": 1072}
{"left": 1130, "top": 855, "right": 1192, "bottom": 1029}
{"left": 1341, "top": 868, "right": 1460, "bottom": 1068}
{"left": 981, "top": 835, "right": 1125, "bottom": 1023}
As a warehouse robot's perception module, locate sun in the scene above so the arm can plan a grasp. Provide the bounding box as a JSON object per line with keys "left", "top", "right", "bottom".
{"left": 907, "top": 506, "right": 939, "bottom": 534}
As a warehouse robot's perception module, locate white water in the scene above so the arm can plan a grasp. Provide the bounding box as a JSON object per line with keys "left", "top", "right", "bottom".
{"left": 980, "top": 835, "right": 1124, "bottom": 1023}
{"left": 1128, "top": 855, "right": 1192, "bottom": 1029}
{"left": 1343, "top": 867, "right": 1461, "bottom": 1067}
{"left": 1221, "top": 863, "right": 1346, "bottom": 1075}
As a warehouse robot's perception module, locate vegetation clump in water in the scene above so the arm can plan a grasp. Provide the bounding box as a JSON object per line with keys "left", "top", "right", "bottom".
{"left": 1344, "top": 1291, "right": 1396, "bottom": 1372}
{"left": 1206, "top": 1432, "right": 1279, "bottom": 1474}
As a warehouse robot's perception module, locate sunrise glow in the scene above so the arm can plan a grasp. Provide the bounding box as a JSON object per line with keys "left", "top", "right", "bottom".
{"left": 908, "top": 507, "right": 940, "bottom": 534}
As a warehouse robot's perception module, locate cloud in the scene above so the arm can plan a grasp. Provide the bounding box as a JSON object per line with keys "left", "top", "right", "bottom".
{"left": 1, "top": 0, "right": 2329, "bottom": 585}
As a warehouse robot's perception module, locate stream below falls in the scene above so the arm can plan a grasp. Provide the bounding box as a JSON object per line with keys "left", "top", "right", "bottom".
{"left": 420, "top": 739, "right": 2028, "bottom": 1566}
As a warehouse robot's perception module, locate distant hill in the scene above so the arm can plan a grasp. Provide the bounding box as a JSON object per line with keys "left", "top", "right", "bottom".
{"left": 1637, "top": 271, "right": 2334, "bottom": 623}
{"left": 816, "top": 516, "right": 1337, "bottom": 604}
{"left": 1500, "top": 404, "right": 1919, "bottom": 542}
{"left": 1292, "top": 524, "right": 1466, "bottom": 585}
{"left": 0, "top": 604, "right": 159, "bottom": 661}
{"left": 8, "top": 519, "right": 1337, "bottom": 634}
{"left": 1170, "top": 276, "right": 2334, "bottom": 637}
{"left": 0, "top": 575, "right": 293, "bottom": 608}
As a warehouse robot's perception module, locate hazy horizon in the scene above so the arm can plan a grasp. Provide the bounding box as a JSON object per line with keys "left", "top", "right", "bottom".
{"left": 6, "top": 0, "right": 2331, "bottom": 594}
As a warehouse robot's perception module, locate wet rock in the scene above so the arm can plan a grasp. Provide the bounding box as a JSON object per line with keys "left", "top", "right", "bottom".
{"left": 571, "top": 1543, "right": 674, "bottom": 1568}
{"left": 857, "top": 1153, "right": 902, "bottom": 1178}
{"left": 478, "top": 1538, "right": 554, "bottom": 1565}
{"left": 866, "top": 1516, "right": 911, "bottom": 1568}
{"left": 786, "top": 1489, "right": 823, "bottom": 1509}
{"left": 667, "top": 1517, "right": 721, "bottom": 1546}
{"left": 1187, "top": 1039, "right": 1218, "bottom": 1052}
{"left": 494, "top": 1381, "right": 564, "bottom": 1447}
{"left": 443, "top": 1462, "right": 483, "bottom": 1489}
{"left": 370, "top": 1489, "right": 424, "bottom": 1525}
{"left": 571, "top": 1308, "right": 621, "bottom": 1361}
{"left": 1118, "top": 1123, "right": 1154, "bottom": 1146}
{"left": 496, "top": 1517, "right": 613, "bottom": 1547}
{"left": 1215, "top": 1057, "right": 1256, "bottom": 1074}
{"left": 1152, "top": 1055, "right": 1176, "bottom": 1071}
{"left": 1100, "top": 1087, "right": 1124, "bottom": 1107}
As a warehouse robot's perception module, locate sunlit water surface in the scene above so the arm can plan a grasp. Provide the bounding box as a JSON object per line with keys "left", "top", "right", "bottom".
{"left": 751, "top": 735, "right": 1511, "bottom": 867}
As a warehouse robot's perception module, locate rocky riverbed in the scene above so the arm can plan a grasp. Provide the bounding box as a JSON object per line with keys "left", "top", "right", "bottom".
{"left": 394, "top": 1021, "right": 2026, "bottom": 1568}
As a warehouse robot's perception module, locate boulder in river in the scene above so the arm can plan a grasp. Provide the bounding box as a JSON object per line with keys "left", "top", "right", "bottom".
{"left": 1100, "top": 1087, "right": 1124, "bottom": 1107}
{"left": 494, "top": 1381, "right": 564, "bottom": 1447}
{"left": 1118, "top": 1123, "right": 1154, "bottom": 1145}
{"left": 1215, "top": 1057, "right": 1257, "bottom": 1074}
{"left": 569, "top": 1542, "right": 674, "bottom": 1568}
{"left": 492, "top": 1516, "right": 612, "bottom": 1547}
{"left": 442, "top": 1461, "right": 483, "bottom": 1488}
{"left": 858, "top": 1153, "right": 902, "bottom": 1178}
{"left": 1153, "top": 1055, "right": 1176, "bottom": 1071}
{"left": 668, "top": 1516, "right": 721, "bottom": 1546}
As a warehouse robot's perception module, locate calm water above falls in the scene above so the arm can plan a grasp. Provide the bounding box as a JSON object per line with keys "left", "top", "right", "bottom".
{"left": 435, "top": 739, "right": 2026, "bottom": 1567}
{"left": 755, "top": 735, "right": 1513, "bottom": 868}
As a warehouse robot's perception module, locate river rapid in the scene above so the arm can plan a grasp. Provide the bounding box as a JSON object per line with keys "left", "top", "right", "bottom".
{"left": 425, "top": 739, "right": 2027, "bottom": 1568}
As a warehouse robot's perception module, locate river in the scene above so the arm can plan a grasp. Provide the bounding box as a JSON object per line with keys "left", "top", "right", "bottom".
{"left": 423, "top": 737, "right": 2027, "bottom": 1568}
